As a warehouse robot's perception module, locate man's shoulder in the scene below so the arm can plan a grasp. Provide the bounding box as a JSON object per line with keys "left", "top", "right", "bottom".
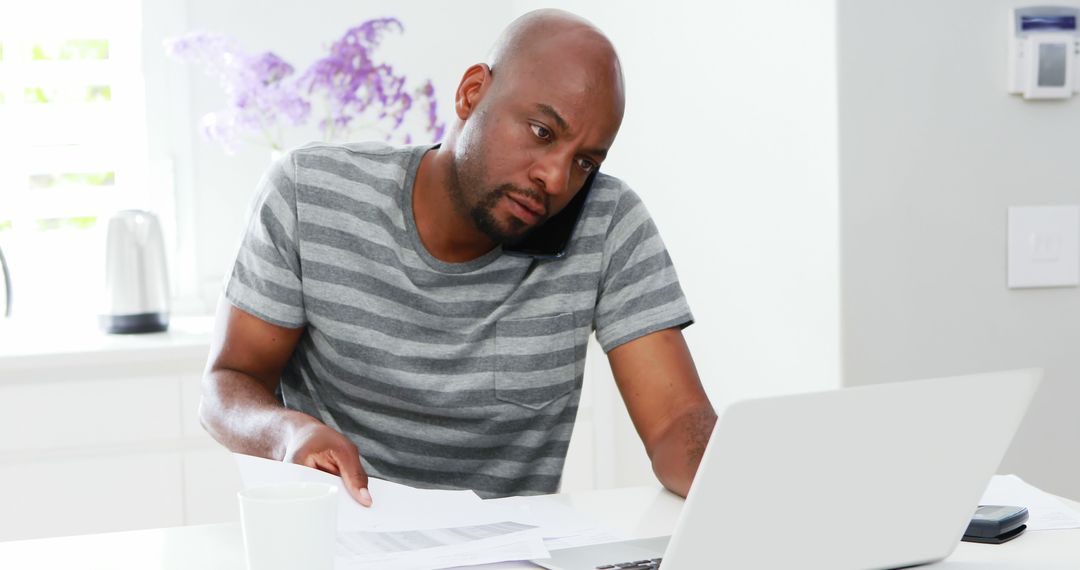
{"left": 586, "top": 171, "right": 645, "bottom": 220}
{"left": 286, "top": 140, "right": 424, "bottom": 176}
{"left": 592, "top": 170, "right": 643, "bottom": 199}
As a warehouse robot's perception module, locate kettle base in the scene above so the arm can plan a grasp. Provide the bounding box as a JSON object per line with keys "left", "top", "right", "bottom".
{"left": 100, "top": 312, "right": 170, "bottom": 334}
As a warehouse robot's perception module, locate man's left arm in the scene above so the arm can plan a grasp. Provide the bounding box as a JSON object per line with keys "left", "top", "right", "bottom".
{"left": 607, "top": 327, "right": 717, "bottom": 497}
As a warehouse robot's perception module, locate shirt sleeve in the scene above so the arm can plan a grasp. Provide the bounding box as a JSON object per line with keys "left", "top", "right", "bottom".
{"left": 224, "top": 150, "right": 307, "bottom": 328}
{"left": 593, "top": 185, "right": 694, "bottom": 352}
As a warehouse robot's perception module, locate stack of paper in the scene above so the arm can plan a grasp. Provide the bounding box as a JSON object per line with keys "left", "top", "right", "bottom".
{"left": 981, "top": 474, "right": 1080, "bottom": 531}
{"left": 234, "top": 454, "right": 619, "bottom": 570}
{"left": 489, "top": 496, "right": 624, "bottom": 550}
{"left": 336, "top": 521, "right": 545, "bottom": 570}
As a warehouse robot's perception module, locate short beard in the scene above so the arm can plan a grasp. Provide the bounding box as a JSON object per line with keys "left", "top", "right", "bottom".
{"left": 448, "top": 158, "right": 531, "bottom": 246}
{"left": 469, "top": 184, "right": 530, "bottom": 245}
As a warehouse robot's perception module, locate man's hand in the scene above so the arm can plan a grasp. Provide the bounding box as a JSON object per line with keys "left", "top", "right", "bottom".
{"left": 200, "top": 300, "right": 376, "bottom": 506}
{"left": 283, "top": 420, "right": 373, "bottom": 507}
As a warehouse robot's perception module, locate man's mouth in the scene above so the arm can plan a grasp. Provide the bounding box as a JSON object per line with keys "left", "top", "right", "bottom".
{"left": 506, "top": 193, "right": 546, "bottom": 223}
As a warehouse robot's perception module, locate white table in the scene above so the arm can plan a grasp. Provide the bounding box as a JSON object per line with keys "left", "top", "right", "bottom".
{"left": 0, "top": 485, "right": 1077, "bottom": 569}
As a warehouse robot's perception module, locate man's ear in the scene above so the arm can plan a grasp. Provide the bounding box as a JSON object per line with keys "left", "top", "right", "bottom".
{"left": 454, "top": 63, "right": 491, "bottom": 120}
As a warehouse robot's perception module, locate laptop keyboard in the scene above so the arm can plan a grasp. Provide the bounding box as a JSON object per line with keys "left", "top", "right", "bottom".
{"left": 595, "top": 558, "right": 662, "bottom": 569}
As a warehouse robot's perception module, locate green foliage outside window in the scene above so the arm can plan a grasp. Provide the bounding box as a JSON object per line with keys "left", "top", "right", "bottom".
{"left": 24, "top": 85, "right": 112, "bottom": 104}
{"left": 29, "top": 171, "right": 115, "bottom": 189}
{"left": 35, "top": 217, "right": 98, "bottom": 231}
{"left": 0, "top": 218, "right": 97, "bottom": 232}
{"left": 31, "top": 39, "right": 108, "bottom": 61}
{"left": 25, "top": 87, "right": 55, "bottom": 103}
{"left": 86, "top": 85, "right": 111, "bottom": 102}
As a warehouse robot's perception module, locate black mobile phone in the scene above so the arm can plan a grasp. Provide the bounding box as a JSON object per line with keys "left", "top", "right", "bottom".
{"left": 503, "top": 170, "right": 597, "bottom": 259}
{"left": 962, "top": 505, "right": 1029, "bottom": 544}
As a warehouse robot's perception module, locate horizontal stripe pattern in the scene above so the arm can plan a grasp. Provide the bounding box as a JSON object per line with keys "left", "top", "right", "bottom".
{"left": 226, "top": 141, "right": 692, "bottom": 497}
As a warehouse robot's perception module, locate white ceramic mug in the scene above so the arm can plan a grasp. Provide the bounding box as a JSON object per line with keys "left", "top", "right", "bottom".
{"left": 238, "top": 482, "right": 338, "bottom": 570}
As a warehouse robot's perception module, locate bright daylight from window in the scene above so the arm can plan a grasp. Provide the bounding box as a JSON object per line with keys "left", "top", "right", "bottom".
{"left": 0, "top": 0, "right": 150, "bottom": 322}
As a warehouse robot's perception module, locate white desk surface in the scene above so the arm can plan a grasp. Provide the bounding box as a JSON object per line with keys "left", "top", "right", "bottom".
{"left": 0, "top": 485, "right": 1077, "bottom": 569}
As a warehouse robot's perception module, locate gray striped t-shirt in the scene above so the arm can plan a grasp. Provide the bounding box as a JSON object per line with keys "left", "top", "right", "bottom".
{"left": 226, "top": 141, "right": 693, "bottom": 497}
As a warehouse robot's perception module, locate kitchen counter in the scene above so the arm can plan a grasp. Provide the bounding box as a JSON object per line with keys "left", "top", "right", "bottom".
{"left": 0, "top": 315, "right": 214, "bottom": 379}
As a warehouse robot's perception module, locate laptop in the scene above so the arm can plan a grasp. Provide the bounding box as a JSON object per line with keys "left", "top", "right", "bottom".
{"left": 533, "top": 369, "right": 1041, "bottom": 570}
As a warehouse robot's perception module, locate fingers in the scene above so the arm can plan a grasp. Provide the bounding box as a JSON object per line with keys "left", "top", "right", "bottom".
{"left": 331, "top": 447, "right": 372, "bottom": 507}
{"left": 300, "top": 455, "right": 320, "bottom": 469}
{"left": 282, "top": 422, "right": 372, "bottom": 507}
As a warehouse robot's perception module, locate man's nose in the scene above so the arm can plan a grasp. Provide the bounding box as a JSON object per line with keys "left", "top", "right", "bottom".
{"left": 529, "top": 152, "right": 573, "bottom": 198}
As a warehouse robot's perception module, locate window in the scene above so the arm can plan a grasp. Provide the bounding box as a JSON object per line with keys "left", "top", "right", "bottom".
{"left": 0, "top": 0, "right": 150, "bottom": 320}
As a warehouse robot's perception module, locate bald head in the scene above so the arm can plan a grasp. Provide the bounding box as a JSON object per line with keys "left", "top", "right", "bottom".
{"left": 487, "top": 9, "right": 623, "bottom": 97}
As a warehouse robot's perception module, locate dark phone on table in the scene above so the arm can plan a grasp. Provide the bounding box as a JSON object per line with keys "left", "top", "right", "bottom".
{"left": 503, "top": 170, "right": 597, "bottom": 259}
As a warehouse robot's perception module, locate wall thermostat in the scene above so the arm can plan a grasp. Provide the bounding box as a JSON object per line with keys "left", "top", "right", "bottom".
{"left": 1008, "top": 6, "right": 1080, "bottom": 99}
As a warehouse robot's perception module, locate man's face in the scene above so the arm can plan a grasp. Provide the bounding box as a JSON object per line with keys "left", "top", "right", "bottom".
{"left": 448, "top": 52, "right": 624, "bottom": 245}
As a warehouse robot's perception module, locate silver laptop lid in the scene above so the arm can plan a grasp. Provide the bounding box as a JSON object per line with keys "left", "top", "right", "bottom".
{"left": 662, "top": 368, "right": 1041, "bottom": 570}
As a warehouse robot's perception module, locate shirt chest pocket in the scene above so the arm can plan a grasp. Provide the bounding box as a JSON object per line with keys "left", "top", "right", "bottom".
{"left": 493, "top": 313, "right": 577, "bottom": 410}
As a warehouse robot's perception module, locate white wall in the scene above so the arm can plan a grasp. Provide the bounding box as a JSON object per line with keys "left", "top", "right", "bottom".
{"left": 160, "top": 1, "right": 840, "bottom": 489}
{"left": 840, "top": 0, "right": 1080, "bottom": 499}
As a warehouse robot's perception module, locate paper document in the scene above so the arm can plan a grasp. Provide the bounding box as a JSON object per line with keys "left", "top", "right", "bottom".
{"left": 235, "top": 453, "right": 551, "bottom": 569}
{"left": 981, "top": 474, "right": 1080, "bottom": 531}
{"left": 336, "top": 521, "right": 546, "bottom": 570}
{"left": 488, "top": 495, "right": 625, "bottom": 550}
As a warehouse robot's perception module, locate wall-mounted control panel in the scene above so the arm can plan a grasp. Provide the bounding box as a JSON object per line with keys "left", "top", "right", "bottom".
{"left": 1008, "top": 6, "right": 1080, "bottom": 99}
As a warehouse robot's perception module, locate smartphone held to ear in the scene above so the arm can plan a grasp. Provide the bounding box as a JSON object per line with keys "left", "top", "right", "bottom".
{"left": 503, "top": 171, "right": 597, "bottom": 259}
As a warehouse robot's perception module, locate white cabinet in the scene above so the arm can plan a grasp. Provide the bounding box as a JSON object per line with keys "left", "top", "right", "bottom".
{"left": 0, "top": 317, "right": 241, "bottom": 541}
{"left": 0, "top": 375, "right": 182, "bottom": 453}
{"left": 0, "top": 452, "right": 184, "bottom": 541}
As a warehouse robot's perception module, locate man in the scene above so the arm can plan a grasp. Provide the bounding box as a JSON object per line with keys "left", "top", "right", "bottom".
{"left": 201, "top": 9, "right": 716, "bottom": 507}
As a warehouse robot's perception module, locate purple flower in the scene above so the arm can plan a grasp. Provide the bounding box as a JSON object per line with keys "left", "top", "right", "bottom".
{"left": 250, "top": 52, "right": 294, "bottom": 85}
{"left": 165, "top": 32, "right": 309, "bottom": 151}
{"left": 165, "top": 31, "right": 308, "bottom": 151}
{"left": 165, "top": 20, "right": 445, "bottom": 152}
{"left": 300, "top": 19, "right": 444, "bottom": 143}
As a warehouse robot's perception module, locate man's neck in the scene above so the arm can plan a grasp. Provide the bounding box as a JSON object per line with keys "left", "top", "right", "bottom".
{"left": 412, "top": 148, "right": 498, "bottom": 263}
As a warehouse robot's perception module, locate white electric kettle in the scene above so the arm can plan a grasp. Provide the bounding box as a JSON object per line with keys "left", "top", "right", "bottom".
{"left": 99, "top": 209, "right": 170, "bottom": 333}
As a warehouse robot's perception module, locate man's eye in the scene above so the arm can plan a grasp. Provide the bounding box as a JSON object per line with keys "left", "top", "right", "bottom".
{"left": 530, "top": 124, "right": 552, "bottom": 140}
{"left": 576, "top": 157, "right": 597, "bottom": 173}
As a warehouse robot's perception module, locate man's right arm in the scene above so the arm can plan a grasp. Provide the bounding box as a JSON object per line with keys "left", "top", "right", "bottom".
{"left": 200, "top": 298, "right": 373, "bottom": 506}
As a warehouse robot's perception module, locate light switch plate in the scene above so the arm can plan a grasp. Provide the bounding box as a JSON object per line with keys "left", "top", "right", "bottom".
{"left": 1008, "top": 205, "right": 1080, "bottom": 288}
